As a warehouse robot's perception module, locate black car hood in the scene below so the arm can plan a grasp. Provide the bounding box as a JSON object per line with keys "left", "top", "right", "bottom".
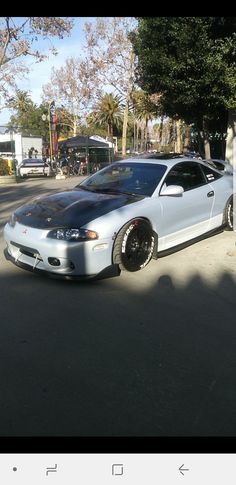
{"left": 14, "top": 187, "right": 144, "bottom": 229}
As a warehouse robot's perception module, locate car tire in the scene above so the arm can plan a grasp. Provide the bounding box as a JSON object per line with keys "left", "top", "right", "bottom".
{"left": 113, "top": 219, "right": 155, "bottom": 272}
{"left": 224, "top": 196, "right": 234, "bottom": 231}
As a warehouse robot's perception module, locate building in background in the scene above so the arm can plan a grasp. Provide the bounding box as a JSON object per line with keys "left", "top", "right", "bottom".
{"left": 0, "top": 129, "right": 43, "bottom": 165}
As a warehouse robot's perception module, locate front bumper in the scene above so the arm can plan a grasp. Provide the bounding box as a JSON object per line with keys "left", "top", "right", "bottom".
{"left": 4, "top": 221, "right": 119, "bottom": 280}
{"left": 4, "top": 248, "right": 120, "bottom": 280}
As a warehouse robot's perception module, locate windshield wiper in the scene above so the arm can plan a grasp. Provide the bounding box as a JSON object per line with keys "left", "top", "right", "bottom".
{"left": 76, "top": 185, "right": 139, "bottom": 196}
{"left": 91, "top": 187, "right": 118, "bottom": 192}
{"left": 75, "top": 185, "right": 94, "bottom": 192}
{"left": 88, "top": 187, "right": 139, "bottom": 196}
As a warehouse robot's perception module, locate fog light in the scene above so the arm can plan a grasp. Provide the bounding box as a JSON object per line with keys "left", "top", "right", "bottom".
{"left": 48, "top": 257, "right": 60, "bottom": 266}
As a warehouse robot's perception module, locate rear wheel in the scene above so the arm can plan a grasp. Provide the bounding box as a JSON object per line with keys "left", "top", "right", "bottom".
{"left": 113, "top": 219, "right": 155, "bottom": 272}
{"left": 224, "top": 196, "right": 234, "bottom": 231}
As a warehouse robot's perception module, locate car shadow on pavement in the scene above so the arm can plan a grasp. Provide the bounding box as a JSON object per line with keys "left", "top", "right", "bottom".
{"left": 0, "top": 266, "right": 235, "bottom": 438}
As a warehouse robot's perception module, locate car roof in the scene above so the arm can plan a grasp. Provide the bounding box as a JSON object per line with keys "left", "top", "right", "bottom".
{"left": 128, "top": 152, "right": 185, "bottom": 160}
{"left": 119, "top": 155, "right": 207, "bottom": 169}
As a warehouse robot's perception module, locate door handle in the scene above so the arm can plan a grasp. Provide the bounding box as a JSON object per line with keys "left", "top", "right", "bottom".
{"left": 207, "top": 190, "right": 214, "bottom": 197}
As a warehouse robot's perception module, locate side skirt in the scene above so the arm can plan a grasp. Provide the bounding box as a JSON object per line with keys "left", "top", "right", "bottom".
{"left": 157, "top": 225, "right": 225, "bottom": 258}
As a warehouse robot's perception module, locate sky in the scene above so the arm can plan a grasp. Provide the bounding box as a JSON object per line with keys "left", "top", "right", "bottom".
{"left": 0, "top": 17, "right": 98, "bottom": 126}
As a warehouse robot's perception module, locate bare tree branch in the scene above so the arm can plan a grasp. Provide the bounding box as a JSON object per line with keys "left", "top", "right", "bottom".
{"left": 0, "top": 17, "right": 74, "bottom": 110}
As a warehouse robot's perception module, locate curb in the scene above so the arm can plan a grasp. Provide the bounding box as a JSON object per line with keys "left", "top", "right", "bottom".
{"left": 0, "top": 175, "right": 18, "bottom": 185}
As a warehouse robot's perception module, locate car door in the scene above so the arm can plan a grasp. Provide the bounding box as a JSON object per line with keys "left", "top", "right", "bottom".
{"left": 157, "top": 161, "right": 215, "bottom": 249}
{"left": 200, "top": 162, "right": 232, "bottom": 229}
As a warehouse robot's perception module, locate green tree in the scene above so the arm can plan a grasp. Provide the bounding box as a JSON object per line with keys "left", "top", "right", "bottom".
{"left": 8, "top": 96, "right": 51, "bottom": 141}
{"left": 131, "top": 90, "right": 160, "bottom": 151}
{"left": 132, "top": 17, "right": 236, "bottom": 158}
{"left": 8, "top": 92, "right": 82, "bottom": 145}
{"left": 88, "top": 93, "right": 123, "bottom": 140}
{"left": 8, "top": 89, "right": 33, "bottom": 113}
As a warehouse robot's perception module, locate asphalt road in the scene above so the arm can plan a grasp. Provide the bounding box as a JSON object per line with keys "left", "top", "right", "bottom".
{"left": 0, "top": 176, "right": 236, "bottom": 437}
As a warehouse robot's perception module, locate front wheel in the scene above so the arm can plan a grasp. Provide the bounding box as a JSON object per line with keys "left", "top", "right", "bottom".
{"left": 224, "top": 196, "right": 234, "bottom": 231}
{"left": 113, "top": 219, "right": 155, "bottom": 272}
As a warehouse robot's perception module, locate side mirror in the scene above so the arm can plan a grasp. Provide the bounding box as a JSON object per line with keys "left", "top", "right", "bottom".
{"left": 160, "top": 184, "right": 184, "bottom": 196}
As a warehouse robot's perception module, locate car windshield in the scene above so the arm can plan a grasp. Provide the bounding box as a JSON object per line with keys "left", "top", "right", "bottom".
{"left": 77, "top": 162, "right": 167, "bottom": 197}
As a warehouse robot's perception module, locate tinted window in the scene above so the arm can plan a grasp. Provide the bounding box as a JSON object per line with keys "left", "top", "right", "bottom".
{"left": 200, "top": 164, "right": 223, "bottom": 181}
{"left": 163, "top": 162, "right": 206, "bottom": 191}
{"left": 0, "top": 140, "right": 15, "bottom": 152}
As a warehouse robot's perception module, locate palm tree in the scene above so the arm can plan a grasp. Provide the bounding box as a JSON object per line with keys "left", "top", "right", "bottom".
{"left": 89, "top": 93, "right": 123, "bottom": 140}
{"left": 7, "top": 90, "right": 36, "bottom": 134}
{"left": 131, "top": 90, "right": 160, "bottom": 152}
{"left": 8, "top": 90, "right": 33, "bottom": 113}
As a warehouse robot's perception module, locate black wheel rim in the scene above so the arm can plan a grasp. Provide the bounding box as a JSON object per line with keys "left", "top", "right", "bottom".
{"left": 123, "top": 224, "right": 153, "bottom": 270}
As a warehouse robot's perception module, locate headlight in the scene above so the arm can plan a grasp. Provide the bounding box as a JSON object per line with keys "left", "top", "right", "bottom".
{"left": 47, "top": 228, "right": 98, "bottom": 241}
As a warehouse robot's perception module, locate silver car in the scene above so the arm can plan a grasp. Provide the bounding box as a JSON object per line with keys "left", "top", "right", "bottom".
{"left": 4, "top": 157, "right": 234, "bottom": 280}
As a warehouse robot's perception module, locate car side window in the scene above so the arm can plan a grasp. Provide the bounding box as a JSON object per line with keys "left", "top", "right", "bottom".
{"left": 163, "top": 162, "right": 206, "bottom": 192}
{"left": 200, "top": 164, "right": 223, "bottom": 182}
